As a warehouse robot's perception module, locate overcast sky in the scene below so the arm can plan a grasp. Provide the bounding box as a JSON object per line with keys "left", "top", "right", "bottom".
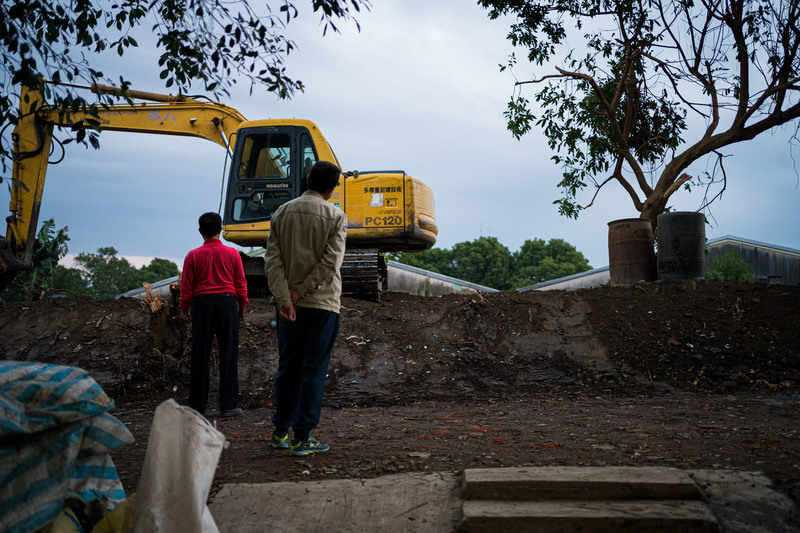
{"left": 6, "top": 0, "right": 800, "bottom": 273}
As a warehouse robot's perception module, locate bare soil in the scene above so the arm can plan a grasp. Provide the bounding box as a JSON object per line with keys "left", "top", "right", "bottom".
{"left": 1, "top": 279, "right": 799, "bottom": 514}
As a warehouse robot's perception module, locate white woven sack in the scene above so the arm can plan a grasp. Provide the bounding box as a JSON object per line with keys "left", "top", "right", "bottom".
{"left": 133, "top": 399, "right": 226, "bottom": 533}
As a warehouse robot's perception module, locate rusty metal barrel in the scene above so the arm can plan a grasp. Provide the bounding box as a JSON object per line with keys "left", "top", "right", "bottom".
{"left": 608, "top": 218, "right": 657, "bottom": 285}
{"left": 657, "top": 211, "right": 706, "bottom": 280}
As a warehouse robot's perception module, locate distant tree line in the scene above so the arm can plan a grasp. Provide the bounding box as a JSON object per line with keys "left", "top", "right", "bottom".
{"left": 2, "top": 221, "right": 593, "bottom": 300}
{"left": 387, "top": 236, "right": 591, "bottom": 291}
{"left": 0, "top": 220, "right": 179, "bottom": 301}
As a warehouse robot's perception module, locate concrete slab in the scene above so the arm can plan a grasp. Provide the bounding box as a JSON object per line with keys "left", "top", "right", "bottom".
{"left": 461, "top": 466, "right": 701, "bottom": 501}
{"left": 208, "top": 468, "right": 799, "bottom": 533}
{"left": 458, "top": 500, "right": 720, "bottom": 533}
{"left": 208, "top": 472, "right": 462, "bottom": 532}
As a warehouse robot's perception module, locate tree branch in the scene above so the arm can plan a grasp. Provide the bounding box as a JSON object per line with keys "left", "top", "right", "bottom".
{"left": 612, "top": 157, "right": 644, "bottom": 211}
{"left": 664, "top": 172, "right": 693, "bottom": 197}
{"left": 698, "top": 152, "right": 728, "bottom": 212}
{"left": 578, "top": 175, "right": 616, "bottom": 211}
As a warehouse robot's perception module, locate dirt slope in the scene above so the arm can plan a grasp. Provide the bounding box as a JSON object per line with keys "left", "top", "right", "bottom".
{"left": 1, "top": 279, "right": 799, "bottom": 515}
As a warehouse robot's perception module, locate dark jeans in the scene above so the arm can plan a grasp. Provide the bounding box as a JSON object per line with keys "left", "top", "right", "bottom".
{"left": 272, "top": 307, "right": 340, "bottom": 441}
{"left": 188, "top": 293, "right": 240, "bottom": 414}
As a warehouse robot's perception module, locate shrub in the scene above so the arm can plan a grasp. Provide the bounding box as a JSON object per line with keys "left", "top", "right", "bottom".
{"left": 705, "top": 250, "right": 753, "bottom": 282}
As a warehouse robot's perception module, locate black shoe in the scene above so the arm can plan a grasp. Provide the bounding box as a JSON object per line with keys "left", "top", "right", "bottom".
{"left": 219, "top": 407, "right": 243, "bottom": 417}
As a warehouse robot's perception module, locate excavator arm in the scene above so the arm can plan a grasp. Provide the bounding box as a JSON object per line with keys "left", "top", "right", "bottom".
{"left": 1, "top": 83, "right": 248, "bottom": 291}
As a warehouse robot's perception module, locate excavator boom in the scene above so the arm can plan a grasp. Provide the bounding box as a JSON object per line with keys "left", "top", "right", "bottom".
{"left": 2, "top": 84, "right": 246, "bottom": 289}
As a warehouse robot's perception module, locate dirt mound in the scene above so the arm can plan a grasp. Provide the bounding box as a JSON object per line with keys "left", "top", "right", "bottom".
{"left": 3, "top": 279, "right": 796, "bottom": 405}
{"left": 2, "top": 279, "right": 799, "bottom": 511}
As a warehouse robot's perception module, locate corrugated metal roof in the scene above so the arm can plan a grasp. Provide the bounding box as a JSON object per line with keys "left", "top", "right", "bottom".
{"left": 516, "top": 266, "right": 610, "bottom": 292}
{"left": 118, "top": 275, "right": 179, "bottom": 299}
{"left": 707, "top": 235, "right": 800, "bottom": 257}
{"left": 119, "top": 255, "right": 499, "bottom": 298}
{"left": 386, "top": 260, "right": 499, "bottom": 293}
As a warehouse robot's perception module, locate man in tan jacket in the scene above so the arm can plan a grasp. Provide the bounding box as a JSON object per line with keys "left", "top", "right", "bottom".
{"left": 265, "top": 160, "right": 347, "bottom": 456}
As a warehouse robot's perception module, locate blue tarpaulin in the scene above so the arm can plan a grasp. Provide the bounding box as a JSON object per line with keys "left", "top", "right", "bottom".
{"left": 0, "top": 361, "right": 133, "bottom": 533}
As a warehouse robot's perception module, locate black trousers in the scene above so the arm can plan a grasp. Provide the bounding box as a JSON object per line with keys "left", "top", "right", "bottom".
{"left": 272, "top": 308, "right": 339, "bottom": 440}
{"left": 188, "top": 293, "right": 240, "bottom": 414}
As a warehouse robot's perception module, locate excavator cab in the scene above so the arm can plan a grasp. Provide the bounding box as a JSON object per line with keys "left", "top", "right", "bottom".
{"left": 224, "top": 125, "right": 319, "bottom": 227}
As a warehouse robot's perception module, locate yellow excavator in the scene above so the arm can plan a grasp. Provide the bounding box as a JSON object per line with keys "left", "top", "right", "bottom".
{"left": 1, "top": 83, "right": 437, "bottom": 299}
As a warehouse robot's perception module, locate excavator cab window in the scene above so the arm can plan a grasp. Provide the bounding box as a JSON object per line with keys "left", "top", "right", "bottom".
{"left": 237, "top": 133, "right": 291, "bottom": 180}
{"left": 300, "top": 133, "right": 317, "bottom": 193}
{"left": 232, "top": 191, "right": 292, "bottom": 221}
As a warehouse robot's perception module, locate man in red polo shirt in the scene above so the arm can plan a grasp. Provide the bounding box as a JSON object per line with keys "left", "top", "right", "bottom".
{"left": 180, "top": 212, "right": 248, "bottom": 417}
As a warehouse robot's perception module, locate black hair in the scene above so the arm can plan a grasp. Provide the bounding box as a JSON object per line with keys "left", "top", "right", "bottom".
{"left": 307, "top": 161, "right": 341, "bottom": 193}
{"left": 198, "top": 212, "right": 222, "bottom": 238}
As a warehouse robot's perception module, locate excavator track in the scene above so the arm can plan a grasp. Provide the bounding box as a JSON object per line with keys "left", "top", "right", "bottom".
{"left": 340, "top": 249, "right": 388, "bottom": 301}
{"left": 242, "top": 248, "right": 387, "bottom": 301}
